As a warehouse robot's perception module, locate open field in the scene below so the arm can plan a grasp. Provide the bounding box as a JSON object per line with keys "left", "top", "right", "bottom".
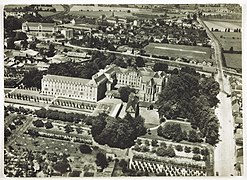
{"left": 213, "top": 32, "right": 241, "bottom": 51}
{"left": 144, "top": 43, "right": 212, "bottom": 61}
{"left": 224, "top": 53, "right": 242, "bottom": 70}
{"left": 203, "top": 20, "right": 241, "bottom": 32}
{"left": 38, "top": 11, "right": 58, "bottom": 17}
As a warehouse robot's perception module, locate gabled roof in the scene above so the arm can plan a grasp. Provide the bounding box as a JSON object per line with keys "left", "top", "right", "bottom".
{"left": 43, "top": 74, "right": 90, "bottom": 85}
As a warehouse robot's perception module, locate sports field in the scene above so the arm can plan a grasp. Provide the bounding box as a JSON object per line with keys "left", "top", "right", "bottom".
{"left": 144, "top": 43, "right": 212, "bottom": 61}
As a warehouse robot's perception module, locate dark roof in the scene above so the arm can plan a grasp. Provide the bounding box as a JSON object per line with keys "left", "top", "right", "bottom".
{"left": 126, "top": 93, "right": 139, "bottom": 112}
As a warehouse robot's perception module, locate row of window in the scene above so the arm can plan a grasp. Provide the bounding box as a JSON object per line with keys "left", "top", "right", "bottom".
{"left": 42, "top": 91, "right": 96, "bottom": 100}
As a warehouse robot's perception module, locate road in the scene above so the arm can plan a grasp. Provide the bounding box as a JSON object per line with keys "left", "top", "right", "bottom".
{"left": 45, "top": 5, "right": 70, "bottom": 18}
{"left": 198, "top": 18, "right": 236, "bottom": 176}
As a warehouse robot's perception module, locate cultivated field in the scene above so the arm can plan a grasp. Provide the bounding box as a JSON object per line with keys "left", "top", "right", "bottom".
{"left": 204, "top": 20, "right": 241, "bottom": 32}
{"left": 213, "top": 32, "right": 242, "bottom": 51}
{"left": 144, "top": 43, "right": 212, "bottom": 60}
{"left": 224, "top": 53, "right": 242, "bottom": 70}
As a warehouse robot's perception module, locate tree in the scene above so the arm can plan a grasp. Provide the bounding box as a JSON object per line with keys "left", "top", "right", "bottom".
{"left": 188, "top": 130, "right": 201, "bottom": 143}
{"left": 118, "top": 86, "right": 135, "bottom": 102}
{"left": 151, "top": 139, "right": 158, "bottom": 147}
{"left": 153, "top": 62, "right": 168, "bottom": 72}
{"left": 119, "top": 159, "right": 128, "bottom": 172}
{"left": 135, "top": 57, "right": 145, "bottom": 67}
{"left": 95, "top": 152, "right": 108, "bottom": 170}
{"left": 45, "top": 122, "right": 53, "bottom": 129}
{"left": 91, "top": 113, "right": 146, "bottom": 149}
{"left": 192, "top": 154, "right": 201, "bottom": 161}
{"left": 15, "top": 32, "right": 28, "bottom": 41}
{"left": 192, "top": 147, "right": 200, "bottom": 154}
{"left": 53, "top": 160, "right": 70, "bottom": 174}
{"left": 6, "top": 37, "right": 15, "bottom": 49}
{"left": 22, "top": 68, "right": 43, "bottom": 89}
{"left": 33, "top": 119, "right": 44, "bottom": 127}
{"left": 175, "top": 145, "right": 183, "bottom": 152}
{"left": 64, "top": 124, "right": 73, "bottom": 133}
{"left": 79, "top": 144, "right": 92, "bottom": 154}
{"left": 184, "top": 146, "right": 191, "bottom": 153}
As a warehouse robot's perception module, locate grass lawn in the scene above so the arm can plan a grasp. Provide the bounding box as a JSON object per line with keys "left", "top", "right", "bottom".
{"left": 164, "top": 120, "right": 193, "bottom": 133}
{"left": 224, "top": 53, "right": 242, "bottom": 70}
{"left": 213, "top": 32, "right": 241, "bottom": 51}
{"left": 203, "top": 20, "right": 241, "bottom": 31}
{"left": 38, "top": 11, "right": 58, "bottom": 17}
{"left": 144, "top": 43, "right": 212, "bottom": 61}
{"left": 140, "top": 107, "right": 160, "bottom": 128}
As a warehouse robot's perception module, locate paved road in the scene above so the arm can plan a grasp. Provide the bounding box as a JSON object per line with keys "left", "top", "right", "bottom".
{"left": 198, "top": 18, "right": 236, "bottom": 176}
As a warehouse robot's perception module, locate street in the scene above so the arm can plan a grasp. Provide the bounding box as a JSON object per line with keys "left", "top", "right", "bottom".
{"left": 198, "top": 18, "right": 236, "bottom": 176}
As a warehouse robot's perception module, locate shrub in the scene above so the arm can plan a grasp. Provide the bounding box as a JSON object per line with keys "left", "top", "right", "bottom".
{"left": 141, "top": 145, "right": 149, "bottom": 152}
{"left": 160, "top": 142, "right": 167, "bottom": 148}
{"left": 33, "top": 119, "right": 44, "bottom": 127}
{"left": 79, "top": 144, "right": 92, "bottom": 154}
{"left": 45, "top": 122, "right": 53, "bottom": 129}
{"left": 53, "top": 160, "right": 70, "bottom": 174}
{"left": 192, "top": 154, "right": 201, "bottom": 161}
{"left": 175, "top": 145, "right": 183, "bottom": 152}
{"left": 151, "top": 139, "right": 158, "bottom": 147}
{"left": 132, "top": 144, "right": 141, "bottom": 152}
{"left": 136, "top": 139, "right": 142, "bottom": 145}
{"left": 192, "top": 147, "right": 200, "bottom": 154}
{"left": 144, "top": 140, "right": 150, "bottom": 146}
{"left": 184, "top": 146, "right": 191, "bottom": 153}
{"left": 200, "top": 148, "right": 209, "bottom": 156}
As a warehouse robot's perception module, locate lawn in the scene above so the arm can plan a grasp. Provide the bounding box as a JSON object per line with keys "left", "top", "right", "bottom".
{"left": 213, "top": 32, "right": 242, "bottom": 51}
{"left": 140, "top": 108, "right": 160, "bottom": 128}
{"left": 203, "top": 20, "right": 241, "bottom": 31}
{"left": 224, "top": 53, "right": 242, "bottom": 70}
{"left": 144, "top": 43, "right": 212, "bottom": 61}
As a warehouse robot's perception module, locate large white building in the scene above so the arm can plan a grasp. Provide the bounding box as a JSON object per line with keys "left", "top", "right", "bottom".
{"left": 41, "top": 65, "right": 168, "bottom": 103}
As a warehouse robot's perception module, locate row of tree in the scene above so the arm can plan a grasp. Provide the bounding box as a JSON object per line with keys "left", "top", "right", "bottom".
{"left": 34, "top": 108, "right": 91, "bottom": 125}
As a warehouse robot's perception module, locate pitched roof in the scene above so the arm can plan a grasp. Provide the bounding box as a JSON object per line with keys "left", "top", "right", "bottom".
{"left": 126, "top": 93, "right": 139, "bottom": 112}
{"left": 43, "top": 74, "right": 90, "bottom": 85}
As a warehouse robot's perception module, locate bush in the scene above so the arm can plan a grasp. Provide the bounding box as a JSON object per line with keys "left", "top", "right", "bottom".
{"left": 96, "top": 152, "right": 108, "bottom": 170}
{"left": 144, "top": 140, "right": 150, "bottom": 146}
{"left": 141, "top": 145, "right": 149, "bottom": 152}
{"left": 192, "top": 154, "right": 201, "bottom": 161}
{"left": 79, "top": 144, "right": 92, "bottom": 154}
{"left": 69, "top": 171, "right": 81, "bottom": 177}
{"left": 45, "top": 122, "right": 53, "bottom": 129}
{"left": 151, "top": 139, "right": 158, "bottom": 147}
{"left": 53, "top": 160, "right": 70, "bottom": 174}
{"left": 136, "top": 139, "right": 142, "bottom": 145}
{"left": 160, "top": 142, "right": 167, "bottom": 148}
{"left": 132, "top": 144, "right": 141, "bottom": 152}
{"left": 200, "top": 148, "right": 209, "bottom": 156}
{"left": 175, "top": 145, "right": 183, "bottom": 152}
{"left": 192, "top": 147, "right": 200, "bottom": 154}
{"left": 184, "top": 146, "right": 191, "bottom": 153}
{"left": 33, "top": 119, "right": 44, "bottom": 127}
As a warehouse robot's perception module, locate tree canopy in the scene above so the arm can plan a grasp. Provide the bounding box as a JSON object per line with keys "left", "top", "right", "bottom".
{"left": 91, "top": 113, "right": 146, "bottom": 149}
{"left": 157, "top": 67, "right": 220, "bottom": 146}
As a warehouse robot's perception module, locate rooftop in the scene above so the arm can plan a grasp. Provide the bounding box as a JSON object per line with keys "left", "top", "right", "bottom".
{"left": 43, "top": 74, "right": 91, "bottom": 85}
